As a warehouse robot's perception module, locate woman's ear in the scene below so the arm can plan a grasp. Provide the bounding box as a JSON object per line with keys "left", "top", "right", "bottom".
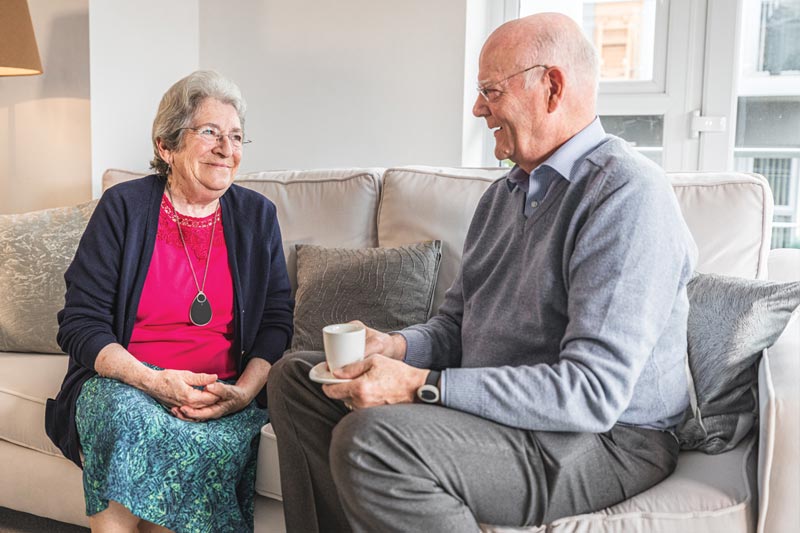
{"left": 156, "top": 138, "right": 172, "bottom": 164}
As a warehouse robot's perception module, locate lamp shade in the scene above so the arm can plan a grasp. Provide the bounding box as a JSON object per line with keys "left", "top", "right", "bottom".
{"left": 0, "top": 0, "right": 43, "bottom": 76}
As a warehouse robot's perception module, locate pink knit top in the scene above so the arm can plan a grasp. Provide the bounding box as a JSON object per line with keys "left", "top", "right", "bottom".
{"left": 127, "top": 195, "right": 236, "bottom": 379}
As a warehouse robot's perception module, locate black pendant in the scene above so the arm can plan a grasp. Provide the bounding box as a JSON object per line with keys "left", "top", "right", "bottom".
{"left": 190, "top": 291, "right": 213, "bottom": 326}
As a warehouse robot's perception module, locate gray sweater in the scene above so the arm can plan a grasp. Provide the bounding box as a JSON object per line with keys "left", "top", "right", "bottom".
{"left": 402, "top": 136, "right": 697, "bottom": 432}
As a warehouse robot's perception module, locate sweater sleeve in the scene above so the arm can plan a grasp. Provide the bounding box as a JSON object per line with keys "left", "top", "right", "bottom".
{"left": 399, "top": 269, "right": 464, "bottom": 370}
{"left": 441, "top": 169, "right": 697, "bottom": 432}
{"left": 56, "top": 192, "right": 125, "bottom": 370}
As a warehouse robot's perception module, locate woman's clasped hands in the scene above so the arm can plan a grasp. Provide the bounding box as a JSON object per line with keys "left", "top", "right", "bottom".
{"left": 146, "top": 368, "right": 250, "bottom": 422}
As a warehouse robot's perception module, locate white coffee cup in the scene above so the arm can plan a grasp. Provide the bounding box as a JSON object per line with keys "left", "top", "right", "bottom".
{"left": 322, "top": 323, "right": 366, "bottom": 372}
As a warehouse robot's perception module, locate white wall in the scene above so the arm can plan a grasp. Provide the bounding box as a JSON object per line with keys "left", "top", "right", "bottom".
{"left": 6, "top": 1, "right": 480, "bottom": 206}
{"left": 0, "top": 0, "right": 91, "bottom": 214}
{"left": 89, "top": 0, "right": 199, "bottom": 197}
{"left": 198, "top": 0, "right": 468, "bottom": 172}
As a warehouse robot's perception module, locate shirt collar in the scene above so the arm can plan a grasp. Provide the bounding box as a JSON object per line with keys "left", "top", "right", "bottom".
{"left": 506, "top": 165, "right": 530, "bottom": 192}
{"left": 505, "top": 117, "right": 606, "bottom": 191}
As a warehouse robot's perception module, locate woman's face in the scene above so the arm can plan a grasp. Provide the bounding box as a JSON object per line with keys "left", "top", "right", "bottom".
{"left": 161, "top": 97, "right": 243, "bottom": 201}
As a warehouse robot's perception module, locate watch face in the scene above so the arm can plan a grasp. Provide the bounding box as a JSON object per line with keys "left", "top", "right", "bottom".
{"left": 418, "top": 384, "right": 439, "bottom": 403}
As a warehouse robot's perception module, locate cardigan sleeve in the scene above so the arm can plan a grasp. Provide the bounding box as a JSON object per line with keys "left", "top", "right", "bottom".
{"left": 56, "top": 191, "right": 125, "bottom": 370}
{"left": 247, "top": 207, "right": 294, "bottom": 364}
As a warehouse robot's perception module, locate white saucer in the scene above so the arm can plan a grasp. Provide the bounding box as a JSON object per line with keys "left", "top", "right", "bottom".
{"left": 309, "top": 362, "right": 352, "bottom": 384}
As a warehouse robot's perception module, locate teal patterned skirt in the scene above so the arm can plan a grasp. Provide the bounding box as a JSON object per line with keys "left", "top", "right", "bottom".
{"left": 75, "top": 368, "right": 268, "bottom": 533}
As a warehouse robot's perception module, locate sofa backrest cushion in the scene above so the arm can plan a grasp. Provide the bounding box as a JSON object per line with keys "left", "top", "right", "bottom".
{"left": 377, "top": 166, "right": 509, "bottom": 312}
{"left": 102, "top": 168, "right": 148, "bottom": 190}
{"left": 670, "top": 172, "right": 773, "bottom": 280}
{"left": 236, "top": 170, "right": 382, "bottom": 292}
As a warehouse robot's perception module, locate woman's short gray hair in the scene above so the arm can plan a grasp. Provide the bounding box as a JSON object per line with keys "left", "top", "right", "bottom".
{"left": 150, "top": 70, "right": 247, "bottom": 175}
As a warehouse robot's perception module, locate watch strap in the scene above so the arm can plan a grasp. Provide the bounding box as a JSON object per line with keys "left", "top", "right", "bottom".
{"left": 425, "top": 370, "right": 441, "bottom": 388}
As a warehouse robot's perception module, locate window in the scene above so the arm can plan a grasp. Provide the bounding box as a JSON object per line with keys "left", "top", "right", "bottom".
{"left": 735, "top": 0, "right": 800, "bottom": 248}
{"left": 517, "top": 1, "right": 671, "bottom": 163}
{"left": 520, "top": 0, "right": 662, "bottom": 84}
{"left": 488, "top": 0, "right": 800, "bottom": 249}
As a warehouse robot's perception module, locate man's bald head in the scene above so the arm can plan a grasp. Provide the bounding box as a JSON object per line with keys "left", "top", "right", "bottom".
{"left": 483, "top": 13, "right": 599, "bottom": 111}
{"left": 473, "top": 13, "right": 601, "bottom": 171}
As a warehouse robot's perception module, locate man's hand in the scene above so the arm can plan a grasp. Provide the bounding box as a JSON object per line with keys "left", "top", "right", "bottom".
{"left": 322, "top": 354, "right": 428, "bottom": 409}
{"left": 349, "top": 320, "right": 408, "bottom": 360}
{"left": 145, "top": 369, "right": 221, "bottom": 410}
{"left": 172, "top": 381, "right": 250, "bottom": 421}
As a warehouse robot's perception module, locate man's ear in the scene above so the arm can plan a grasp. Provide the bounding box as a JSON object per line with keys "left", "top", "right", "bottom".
{"left": 545, "top": 67, "right": 566, "bottom": 113}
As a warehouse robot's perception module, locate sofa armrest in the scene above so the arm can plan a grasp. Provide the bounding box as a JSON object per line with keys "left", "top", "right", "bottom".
{"left": 757, "top": 248, "right": 800, "bottom": 533}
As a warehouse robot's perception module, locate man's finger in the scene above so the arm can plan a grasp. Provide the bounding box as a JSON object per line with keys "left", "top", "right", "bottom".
{"left": 332, "top": 356, "right": 372, "bottom": 379}
{"left": 322, "top": 382, "right": 354, "bottom": 400}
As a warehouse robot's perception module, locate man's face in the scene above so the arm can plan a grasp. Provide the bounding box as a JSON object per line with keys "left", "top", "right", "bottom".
{"left": 472, "top": 47, "right": 550, "bottom": 172}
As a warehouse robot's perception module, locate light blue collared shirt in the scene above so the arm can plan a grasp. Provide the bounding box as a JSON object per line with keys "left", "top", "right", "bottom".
{"left": 507, "top": 117, "right": 607, "bottom": 217}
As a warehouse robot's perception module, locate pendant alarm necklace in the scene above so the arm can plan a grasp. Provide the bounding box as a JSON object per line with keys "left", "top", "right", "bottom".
{"left": 167, "top": 184, "right": 217, "bottom": 326}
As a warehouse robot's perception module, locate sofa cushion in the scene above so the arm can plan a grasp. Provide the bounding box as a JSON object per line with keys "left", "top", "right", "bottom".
{"left": 480, "top": 437, "right": 756, "bottom": 532}
{"left": 291, "top": 241, "right": 442, "bottom": 352}
{"left": 236, "top": 170, "right": 383, "bottom": 293}
{"left": 378, "top": 166, "right": 507, "bottom": 312}
{"left": 0, "top": 200, "right": 97, "bottom": 354}
{"left": 102, "top": 168, "right": 148, "bottom": 191}
{"left": 255, "top": 417, "right": 756, "bottom": 532}
{"left": 670, "top": 173, "right": 772, "bottom": 279}
{"left": 677, "top": 273, "right": 800, "bottom": 454}
{"left": 0, "top": 352, "right": 68, "bottom": 456}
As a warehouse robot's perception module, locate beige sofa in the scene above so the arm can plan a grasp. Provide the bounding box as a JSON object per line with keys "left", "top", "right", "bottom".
{"left": 0, "top": 166, "right": 798, "bottom": 532}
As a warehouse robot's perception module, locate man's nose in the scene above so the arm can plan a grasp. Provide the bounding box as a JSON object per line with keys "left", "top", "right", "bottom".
{"left": 472, "top": 92, "right": 488, "bottom": 118}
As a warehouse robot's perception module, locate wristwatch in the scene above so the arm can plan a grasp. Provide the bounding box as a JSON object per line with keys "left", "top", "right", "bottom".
{"left": 416, "top": 370, "right": 441, "bottom": 404}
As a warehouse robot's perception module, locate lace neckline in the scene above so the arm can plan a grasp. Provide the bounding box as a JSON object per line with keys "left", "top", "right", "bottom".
{"left": 161, "top": 194, "right": 221, "bottom": 228}
{"left": 157, "top": 195, "right": 224, "bottom": 261}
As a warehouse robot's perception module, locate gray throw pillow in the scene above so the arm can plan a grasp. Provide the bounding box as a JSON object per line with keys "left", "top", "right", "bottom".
{"left": 676, "top": 272, "right": 800, "bottom": 454}
{"left": 0, "top": 200, "right": 98, "bottom": 354}
{"left": 291, "top": 241, "right": 442, "bottom": 352}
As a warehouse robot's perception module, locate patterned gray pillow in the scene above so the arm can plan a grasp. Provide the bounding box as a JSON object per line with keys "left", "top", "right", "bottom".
{"left": 0, "top": 200, "right": 98, "bottom": 353}
{"left": 677, "top": 273, "right": 800, "bottom": 454}
{"left": 291, "top": 241, "right": 442, "bottom": 352}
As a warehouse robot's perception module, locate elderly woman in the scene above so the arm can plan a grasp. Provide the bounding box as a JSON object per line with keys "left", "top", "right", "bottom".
{"left": 45, "top": 70, "right": 293, "bottom": 532}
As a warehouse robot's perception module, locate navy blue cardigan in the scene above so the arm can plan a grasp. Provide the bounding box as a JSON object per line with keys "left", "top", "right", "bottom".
{"left": 45, "top": 175, "right": 294, "bottom": 467}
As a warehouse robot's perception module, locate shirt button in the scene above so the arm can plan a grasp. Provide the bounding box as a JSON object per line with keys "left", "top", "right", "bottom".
{"left": 531, "top": 200, "right": 539, "bottom": 208}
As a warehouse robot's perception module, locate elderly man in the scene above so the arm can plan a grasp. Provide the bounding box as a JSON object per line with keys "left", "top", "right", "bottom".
{"left": 268, "top": 12, "right": 697, "bottom": 532}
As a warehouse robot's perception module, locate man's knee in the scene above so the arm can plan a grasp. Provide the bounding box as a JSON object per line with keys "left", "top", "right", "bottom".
{"left": 330, "top": 408, "right": 391, "bottom": 483}
{"left": 267, "top": 352, "right": 323, "bottom": 404}
{"left": 329, "top": 406, "right": 417, "bottom": 486}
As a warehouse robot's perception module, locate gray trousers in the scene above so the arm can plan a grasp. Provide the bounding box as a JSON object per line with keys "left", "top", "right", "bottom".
{"left": 267, "top": 352, "right": 679, "bottom": 533}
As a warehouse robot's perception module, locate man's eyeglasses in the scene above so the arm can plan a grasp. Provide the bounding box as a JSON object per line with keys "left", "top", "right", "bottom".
{"left": 179, "top": 125, "right": 252, "bottom": 149}
{"left": 476, "top": 64, "right": 549, "bottom": 102}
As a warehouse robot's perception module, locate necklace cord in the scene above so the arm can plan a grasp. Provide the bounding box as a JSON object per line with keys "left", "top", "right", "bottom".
{"left": 167, "top": 185, "right": 218, "bottom": 295}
